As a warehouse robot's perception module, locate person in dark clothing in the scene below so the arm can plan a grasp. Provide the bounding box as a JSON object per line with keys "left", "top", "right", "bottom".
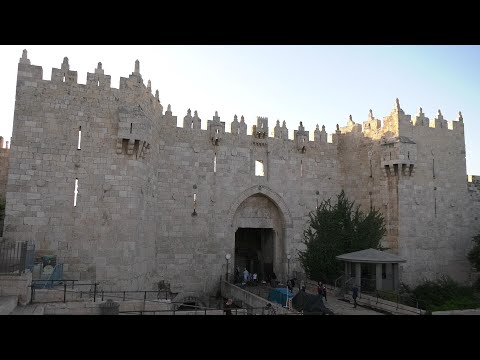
{"left": 270, "top": 272, "right": 277, "bottom": 287}
{"left": 317, "top": 281, "right": 323, "bottom": 295}
{"left": 224, "top": 298, "right": 233, "bottom": 315}
{"left": 322, "top": 284, "right": 327, "bottom": 302}
{"left": 287, "top": 279, "right": 293, "bottom": 292}
{"left": 352, "top": 285, "right": 359, "bottom": 308}
{"left": 264, "top": 302, "right": 276, "bottom": 315}
{"left": 234, "top": 266, "right": 240, "bottom": 283}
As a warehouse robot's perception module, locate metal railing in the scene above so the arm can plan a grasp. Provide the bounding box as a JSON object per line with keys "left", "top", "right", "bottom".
{"left": 30, "top": 280, "right": 175, "bottom": 304}
{"left": 119, "top": 304, "right": 301, "bottom": 315}
{"left": 0, "top": 241, "right": 32, "bottom": 275}
{"left": 30, "top": 280, "right": 96, "bottom": 303}
{"left": 356, "top": 288, "right": 426, "bottom": 315}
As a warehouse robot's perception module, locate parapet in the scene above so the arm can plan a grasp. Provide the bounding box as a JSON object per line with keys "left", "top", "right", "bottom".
{"left": 231, "top": 115, "right": 247, "bottom": 136}
{"left": 14, "top": 51, "right": 467, "bottom": 150}
{"left": 0, "top": 136, "right": 9, "bottom": 151}
{"left": 273, "top": 120, "right": 288, "bottom": 140}
{"left": 86, "top": 62, "right": 111, "bottom": 89}
{"left": 253, "top": 117, "right": 269, "bottom": 139}
{"left": 294, "top": 122, "right": 309, "bottom": 153}
{"left": 51, "top": 57, "right": 78, "bottom": 84}
{"left": 207, "top": 111, "right": 226, "bottom": 146}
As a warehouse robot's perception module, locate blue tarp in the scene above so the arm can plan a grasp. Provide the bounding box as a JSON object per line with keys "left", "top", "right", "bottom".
{"left": 267, "top": 287, "right": 294, "bottom": 306}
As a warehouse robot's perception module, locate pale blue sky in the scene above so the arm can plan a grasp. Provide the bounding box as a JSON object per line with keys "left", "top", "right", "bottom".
{"left": 1, "top": 45, "right": 479, "bottom": 175}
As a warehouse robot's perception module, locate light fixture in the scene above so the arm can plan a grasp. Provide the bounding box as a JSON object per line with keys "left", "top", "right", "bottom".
{"left": 225, "top": 253, "right": 231, "bottom": 283}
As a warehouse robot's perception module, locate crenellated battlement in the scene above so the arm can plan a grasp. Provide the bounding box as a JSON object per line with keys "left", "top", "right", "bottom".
{"left": 16, "top": 51, "right": 466, "bottom": 154}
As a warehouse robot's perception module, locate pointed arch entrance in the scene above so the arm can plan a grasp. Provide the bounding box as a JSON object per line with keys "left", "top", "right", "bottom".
{"left": 227, "top": 185, "right": 293, "bottom": 283}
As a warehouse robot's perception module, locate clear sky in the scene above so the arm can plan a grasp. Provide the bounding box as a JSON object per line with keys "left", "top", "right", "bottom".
{"left": 1, "top": 45, "right": 479, "bottom": 175}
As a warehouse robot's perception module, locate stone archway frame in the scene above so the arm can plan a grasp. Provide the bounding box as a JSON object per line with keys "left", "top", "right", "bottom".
{"left": 227, "top": 185, "right": 293, "bottom": 231}
{"left": 227, "top": 185, "right": 294, "bottom": 281}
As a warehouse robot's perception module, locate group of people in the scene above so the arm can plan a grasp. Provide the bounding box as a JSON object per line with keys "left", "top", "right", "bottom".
{"left": 287, "top": 277, "right": 306, "bottom": 293}
{"left": 234, "top": 266, "right": 259, "bottom": 285}
{"left": 317, "top": 281, "right": 328, "bottom": 301}
{"left": 287, "top": 277, "right": 325, "bottom": 298}
{"left": 224, "top": 298, "right": 277, "bottom": 315}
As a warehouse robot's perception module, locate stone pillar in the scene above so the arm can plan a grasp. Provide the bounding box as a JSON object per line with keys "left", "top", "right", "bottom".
{"left": 385, "top": 263, "right": 393, "bottom": 290}
{"left": 393, "top": 263, "right": 399, "bottom": 291}
{"left": 376, "top": 263, "right": 383, "bottom": 291}
{"left": 355, "top": 263, "right": 361, "bottom": 287}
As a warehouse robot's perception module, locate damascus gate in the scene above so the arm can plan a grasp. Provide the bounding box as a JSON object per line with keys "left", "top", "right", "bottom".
{"left": 0, "top": 50, "right": 479, "bottom": 299}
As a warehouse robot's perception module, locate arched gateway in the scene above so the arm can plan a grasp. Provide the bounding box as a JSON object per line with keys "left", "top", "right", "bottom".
{"left": 227, "top": 185, "right": 293, "bottom": 282}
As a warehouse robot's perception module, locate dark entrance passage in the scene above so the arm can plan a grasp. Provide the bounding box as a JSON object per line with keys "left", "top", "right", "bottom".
{"left": 235, "top": 228, "right": 274, "bottom": 283}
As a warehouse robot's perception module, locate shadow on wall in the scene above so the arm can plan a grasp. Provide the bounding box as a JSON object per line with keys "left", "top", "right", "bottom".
{"left": 0, "top": 196, "right": 5, "bottom": 237}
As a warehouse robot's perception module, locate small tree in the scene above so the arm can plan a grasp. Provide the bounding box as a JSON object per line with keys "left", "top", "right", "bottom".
{"left": 467, "top": 233, "right": 480, "bottom": 271}
{"left": 298, "top": 190, "right": 386, "bottom": 282}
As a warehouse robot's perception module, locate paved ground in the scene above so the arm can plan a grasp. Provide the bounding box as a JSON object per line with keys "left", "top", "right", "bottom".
{"left": 10, "top": 303, "right": 44, "bottom": 315}
{"left": 243, "top": 282, "right": 383, "bottom": 315}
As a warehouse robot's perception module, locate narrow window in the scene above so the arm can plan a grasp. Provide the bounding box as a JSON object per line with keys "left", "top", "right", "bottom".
{"left": 130, "top": 123, "right": 133, "bottom": 134}
{"left": 63, "top": 74, "right": 65, "bottom": 82}
{"left": 214, "top": 153, "right": 217, "bottom": 173}
{"left": 407, "top": 151, "right": 410, "bottom": 160}
{"left": 432, "top": 159, "right": 435, "bottom": 179}
{"left": 300, "top": 160, "right": 303, "bottom": 177}
{"left": 192, "top": 185, "right": 198, "bottom": 216}
{"left": 191, "top": 121, "right": 194, "bottom": 129}
{"left": 77, "top": 126, "right": 82, "bottom": 150}
{"left": 97, "top": 80, "right": 100, "bottom": 86}
{"left": 237, "top": 128, "right": 240, "bottom": 135}
{"left": 255, "top": 160, "right": 264, "bottom": 177}
{"left": 74, "top": 178, "right": 79, "bottom": 207}
{"left": 389, "top": 152, "right": 392, "bottom": 160}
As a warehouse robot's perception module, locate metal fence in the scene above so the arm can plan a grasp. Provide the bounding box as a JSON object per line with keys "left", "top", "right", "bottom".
{"left": 0, "top": 241, "right": 34, "bottom": 275}
{"left": 30, "top": 280, "right": 175, "bottom": 304}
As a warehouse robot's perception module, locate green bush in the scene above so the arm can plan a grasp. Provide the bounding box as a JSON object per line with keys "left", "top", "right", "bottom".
{"left": 412, "top": 276, "right": 479, "bottom": 311}
{"left": 298, "top": 190, "right": 386, "bottom": 282}
{"left": 474, "top": 278, "right": 480, "bottom": 291}
{"left": 468, "top": 233, "right": 480, "bottom": 271}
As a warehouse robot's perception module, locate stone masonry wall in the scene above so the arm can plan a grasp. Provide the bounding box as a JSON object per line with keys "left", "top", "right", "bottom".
{"left": 3, "top": 52, "right": 342, "bottom": 295}
{"left": 0, "top": 147, "right": 9, "bottom": 235}
{"left": 0, "top": 148, "right": 9, "bottom": 200}
{"left": 2, "top": 51, "right": 479, "bottom": 296}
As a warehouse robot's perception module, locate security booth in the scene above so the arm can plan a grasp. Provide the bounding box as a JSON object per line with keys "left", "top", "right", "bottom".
{"left": 336, "top": 248, "right": 406, "bottom": 293}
